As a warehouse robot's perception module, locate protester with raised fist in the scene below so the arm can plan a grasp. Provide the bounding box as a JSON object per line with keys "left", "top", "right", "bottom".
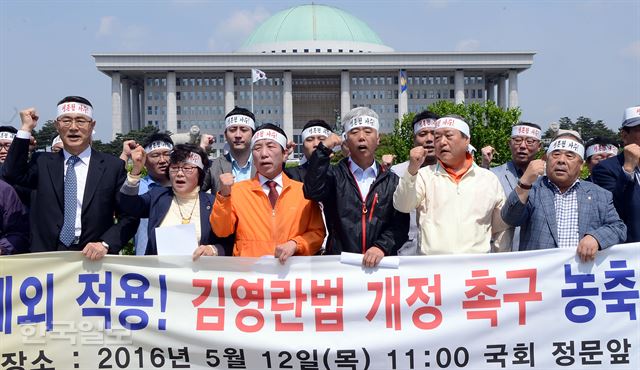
{"left": 394, "top": 115, "right": 509, "bottom": 255}
{"left": 211, "top": 124, "right": 324, "bottom": 263}
{"left": 285, "top": 119, "right": 334, "bottom": 182}
{"left": 502, "top": 133, "right": 626, "bottom": 260}
{"left": 2, "top": 97, "right": 138, "bottom": 259}
{"left": 119, "top": 143, "right": 224, "bottom": 259}
{"left": 303, "top": 107, "right": 409, "bottom": 268}
{"left": 592, "top": 106, "right": 640, "bottom": 242}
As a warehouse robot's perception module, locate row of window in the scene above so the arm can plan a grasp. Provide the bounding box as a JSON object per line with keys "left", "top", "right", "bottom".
{"left": 352, "top": 90, "right": 399, "bottom": 100}
{"left": 408, "top": 90, "right": 455, "bottom": 100}
{"left": 236, "top": 77, "right": 282, "bottom": 87}
{"left": 351, "top": 76, "right": 398, "bottom": 86}
{"left": 351, "top": 103, "right": 399, "bottom": 116}
{"left": 235, "top": 90, "right": 282, "bottom": 100}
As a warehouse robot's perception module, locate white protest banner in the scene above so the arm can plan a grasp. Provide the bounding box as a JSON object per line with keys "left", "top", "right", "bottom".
{"left": 1, "top": 244, "right": 638, "bottom": 369}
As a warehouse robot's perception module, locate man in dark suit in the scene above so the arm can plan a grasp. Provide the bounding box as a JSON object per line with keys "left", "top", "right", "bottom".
{"left": 502, "top": 133, "right": 627, "bottom": 261}
{"left": 592, "top": 106, "right": 640, "bottom": 243}
{"left": 2, "top": 96, "right": 138, "bottom": 259}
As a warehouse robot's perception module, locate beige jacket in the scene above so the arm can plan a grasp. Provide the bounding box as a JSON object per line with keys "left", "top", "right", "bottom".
{"left": 393, "top": 162, "right": 510, "bottom": 255}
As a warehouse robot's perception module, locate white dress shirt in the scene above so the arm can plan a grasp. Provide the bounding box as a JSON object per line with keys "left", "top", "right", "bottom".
{"left": 63, "top": 147, "right": 92, "bottom": 238}
{"left": 258, "top": 172, "right": 283, "bottom": 196}
{"left": 349, "top": 158, "right": 378, "bottom": 200}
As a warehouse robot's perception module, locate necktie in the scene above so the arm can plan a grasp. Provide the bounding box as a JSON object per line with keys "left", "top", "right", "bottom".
{"left": 266, "top": 180, "right": 278, "bottom": 209}
{"left": 59, "top": 155, "right": 80, "bottom": 246}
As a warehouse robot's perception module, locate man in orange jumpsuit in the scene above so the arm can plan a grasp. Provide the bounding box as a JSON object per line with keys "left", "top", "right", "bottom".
{"left": 210, "top": 123, "right": 325, "bottom": 263}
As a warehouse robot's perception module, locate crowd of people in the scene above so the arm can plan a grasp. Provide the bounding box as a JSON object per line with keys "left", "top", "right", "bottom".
{"left": 0, "top": 95, "right": 638, "bottom": 267}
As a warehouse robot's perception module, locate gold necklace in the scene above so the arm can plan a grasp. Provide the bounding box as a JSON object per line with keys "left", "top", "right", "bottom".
{"left": 176, "top": 196, "right": 197, "bottom": 224}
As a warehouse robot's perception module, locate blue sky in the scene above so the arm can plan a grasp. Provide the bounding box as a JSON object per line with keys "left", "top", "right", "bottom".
{"left": 1, "top": 0, "right": 638, "bottom": 141}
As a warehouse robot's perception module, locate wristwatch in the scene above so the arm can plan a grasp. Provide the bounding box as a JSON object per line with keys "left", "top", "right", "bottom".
{"left": 517, "top": 180, "right": 532, "bottom": 190}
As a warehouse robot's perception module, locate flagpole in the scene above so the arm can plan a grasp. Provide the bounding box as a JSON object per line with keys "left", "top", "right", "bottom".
{"left": 251, "top": 71, "right": 254, "bottom": 113}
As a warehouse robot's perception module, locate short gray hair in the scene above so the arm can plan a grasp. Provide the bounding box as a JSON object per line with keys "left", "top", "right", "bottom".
{"left": 342, "top": 106, "right": 379, "bottom": 132}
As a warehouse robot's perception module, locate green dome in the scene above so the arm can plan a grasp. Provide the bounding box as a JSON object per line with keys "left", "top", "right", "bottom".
{"left": 238, "top": 4, "right": 393, "bottom": 53}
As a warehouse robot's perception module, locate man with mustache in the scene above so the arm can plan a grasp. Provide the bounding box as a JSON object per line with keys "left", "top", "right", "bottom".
{"left": 592, "top": 106, "right": 640, "bottom": 242}
{"left": 390, "top": 110, "right": 439, "bottom": 255}
{"left": 394, "top": 115, "right": 510, "bottom": 255}
{"left": 484, "top": 122, "right": 543, "bottom": 251}
{"left": 502, "top": 133, "right": 626, "bottom": 261}
{"left": 304, "top": 107, "right": 409, "bottom": 268}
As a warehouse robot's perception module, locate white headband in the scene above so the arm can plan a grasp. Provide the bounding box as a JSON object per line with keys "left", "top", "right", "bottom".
{"left": 52, "top": 135, "right": 62, "bottom": 146}
{"left": 511, "top": 125, "right": 542, "bottom": 140}
{"left": 251, "top": 129, "right": 287, "bottom": 149}
{"left": 0, "top": 131, "right": 15, "bottom": 141}
{"left": 144, "top": 140, "right": 173, "bottom": 154}
{"left": 586, "top": 144, "right": 618, "bottom": 158}
{"left": 344, "top": 115, "right": 379, "bottom": 133}
{"left": 185, "top": 152, "right": 204, "bottom": 169}
{"left": 623, "top": 106, "right": 640, "bottom": 128}
{"left": 435, "top": 117, "right": 470, "bottom": 138}
{"left": 225, "top": 114, "right": 255, "bottom": 130}
{"left": 548, "top": 138, "right": 585, "bottom": 159}
{"left": 302, "top": 126, "right": 331, "bottom": 141}
{"left": 56, "top": 102, "right": 93, "bottom": 120}
{"left": 413, "top": 119, "right": 437, "bottom": 135}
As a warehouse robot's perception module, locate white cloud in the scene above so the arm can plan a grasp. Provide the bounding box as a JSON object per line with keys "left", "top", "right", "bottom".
{"left": 621, "top": 40, "right": 640, "bottom": 60}
{"left": 207, "top": 7, "right": 270, "bottom": 51}
{"left": 455, "top": 39, "right": 480, "bottom": 52}
{"left": 96, "top": 16, "right": 149, "bottom": 51}
{"left": 97, "top": 16, "right": 116, "bottom": 37}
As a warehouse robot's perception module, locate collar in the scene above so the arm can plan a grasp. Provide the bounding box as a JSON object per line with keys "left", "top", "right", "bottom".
{"left": 508, "top": 161, "right": 524, "bottom": 178}
{"left": 259, "top": 172, "right": 283, "bottom": 188}
{"left": 348, "top": 157, "right": 378, "bottom": 177}
{"left": 63, "top": 146, "right": 91, "bottom": 164}
{"left": 438, "top": 153, "right": 474, "bottom": 183}
{"left": 229, "top": 152, "right": 252, "bottom": 170}
{"left": 545, "top": 177, "right": 580, "bottom": 194}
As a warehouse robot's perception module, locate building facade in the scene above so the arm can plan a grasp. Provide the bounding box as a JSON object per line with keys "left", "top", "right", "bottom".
{"left": 94, "top": 4, "right": 534, "bottom": 157}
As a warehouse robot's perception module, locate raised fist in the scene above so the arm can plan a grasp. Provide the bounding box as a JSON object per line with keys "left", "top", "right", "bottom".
{"left": 19, "top": 108, "right": 39, "bottom": 132}
{"left": 481, "top": 146, "right": 496, "bottom": 168}
{"left": 521, "top": 159, "right": 546, "bottom": 186}
{"left": 121, "top": 140, "right": 138, "bottom": 158}
{"left": 219, "top": 173, "right": 235, "bottom": 196}
{"left": 622, "top": 143, "right": 640, "bottom": 173}
{"left": 407, "top": 146, "right": 427, "bottom": 176}
{"left": 323, "top": 133, "right": 342, "bottom": 150}
{"left": 130, "top": 146, "right": 146, "bottom": 176}
{"left": 199, "top": 134, "right": 214, "bottom": 151}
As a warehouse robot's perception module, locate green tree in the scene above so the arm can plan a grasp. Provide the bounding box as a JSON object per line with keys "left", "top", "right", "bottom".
{"left": 32, "top": 120, "right": 58, "bottom": 151}
{"left": 93, "top": 124, "right": 162, "bottom": 157}
{"left": 543, "top": 116, "right": 619, "bottom": 143}
{"left": 388, "top": 100, "right": 521, "bottom": 166}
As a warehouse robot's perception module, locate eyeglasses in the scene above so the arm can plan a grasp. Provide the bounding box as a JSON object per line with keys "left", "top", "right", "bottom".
{"left": 56, "top": 117, "right": 92, "bottom": 127}
{"left": 512, "top": 137, "right": 539, "bottom": 146}
{"left": 168, "top": 165, "right": 197, "bottom": 175}
{"left": 0, "top": 143, "right": 10, "bottom": 151}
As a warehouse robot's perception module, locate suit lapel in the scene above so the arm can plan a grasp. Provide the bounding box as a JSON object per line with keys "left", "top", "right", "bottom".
{"left": 506, "top": 161, "right": 519, "bottom": 192}
{"left": 46, "top": 152, "right": 65, "bottom": 207}
{"left": 577, "top": 185, "right": 591, "bottom": 237}
{"left": 82, "top": 150, "right": 106, "bottom": 214}
{"left": 540, "top": 181, "right": 560, "bottom": 246}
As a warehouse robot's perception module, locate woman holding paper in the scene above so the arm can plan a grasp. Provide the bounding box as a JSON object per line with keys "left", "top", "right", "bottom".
{"left": 119, "top": 143, "right": 224, "bottom": 259}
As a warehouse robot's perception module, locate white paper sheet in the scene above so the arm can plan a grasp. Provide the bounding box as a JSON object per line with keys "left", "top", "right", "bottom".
{"left": 155, "top": 223, "right": 198, "bottom": 256}
{"left": 340, "top": 252, "right": 400, "bottom": 269}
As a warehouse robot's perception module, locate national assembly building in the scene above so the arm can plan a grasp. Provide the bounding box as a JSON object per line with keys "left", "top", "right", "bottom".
{"left": 93, "top": 3, "right": 534, "bottom": 158}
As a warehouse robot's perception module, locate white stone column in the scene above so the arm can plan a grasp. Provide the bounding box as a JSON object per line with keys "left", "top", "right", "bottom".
{"left": 340, "top": 70, "right": 350, "bottom": 123}
{"left": 398, "top": 70, "right": 408, "bottom": 121}
{"left": 283, "top": 71, "right": 293, "bottom": 140}
{"left": 497, "top": 75, "right": 507, "bottom": 109}
{"left": 166, "top": 71, "right": 177, "bottom": 133}
{"left": 121, "top": 79, "right": 131, "bottom": 133}
{"left": 508, "top": 69, "right": 519, "bottom": 108}
{"left": 111, "top": 72, "right": 122, "bottom": 139}
{"left": 131, "top": 83, "right": 140, "bottom": 130}
{"left": 454, "top": 69, "right": 465, "bottom": 104}
{"left": 224, "top": 71, "right": 234, "bottom": 114}
{"left": 487, "top": 81, "right": 495, "bottom": 103}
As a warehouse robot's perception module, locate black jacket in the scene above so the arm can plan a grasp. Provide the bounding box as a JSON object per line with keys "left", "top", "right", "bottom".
{"left": 284, "top": 162, "right": 308, "bottom": 183}
{"left": 303, "top": 143, "right": 409, "bottom": 255}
